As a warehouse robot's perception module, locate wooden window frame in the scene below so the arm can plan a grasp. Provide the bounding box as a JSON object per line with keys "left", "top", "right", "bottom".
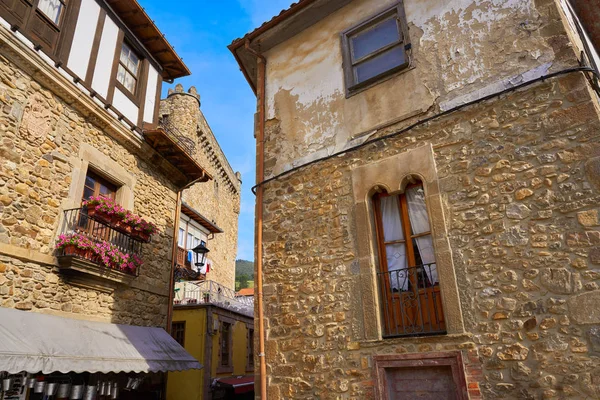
{"left": 116, "top": 41, "right": 140, "bottom": 95}
{"left": 373, "top": 352, "right": 469, "bottom": 400}
{"left": 246, "top": 326, "right": 254, "bottom": 372}
{"left": 82, "top": 170, "right": 117, "bottom": 203}
{"left": 35, "top": 0, "right": 65, "bottom": 27}
{"left": 217, "top": 318, "right": 234, "bottom": 374}
{"left": 373, "top": 182, "right": 433, "bottom": 275}
{"left": 340, "top": 1, "right": 411, "bottom": 97}
{"left": 171, "top": 321, "right": 186, "bottom": 347}
{"left": 108, "top": 34, "right": 149, "bottom": 108}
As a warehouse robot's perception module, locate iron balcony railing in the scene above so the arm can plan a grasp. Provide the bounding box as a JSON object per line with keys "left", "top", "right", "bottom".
{"left": 174, "top": 280, "right": 254, "bottom": 316}
{"left": 377, "top": 263, "right": 446, "bottom": 338}
{"left": 159, "top": 117, "right": 196, "bottom": 156}
{"left": 56, "top": 208, "right": 143, "bottom": 276}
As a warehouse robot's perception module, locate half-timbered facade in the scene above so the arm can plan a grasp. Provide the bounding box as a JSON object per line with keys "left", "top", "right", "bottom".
{"left": 0, "top": 0, "right": 210, "bottom": 397}
{"left": 0, "top": 0, "right": 187, "bottom": 130}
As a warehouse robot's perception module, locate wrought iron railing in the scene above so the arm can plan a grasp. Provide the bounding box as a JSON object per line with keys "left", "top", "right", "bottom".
{"left": 377, "top": 263, "right": 445, "bottom": 338}
{"left": 56, "top": 208, "right": 143, "bottom": 276}
{"left": 158, "top": 117, "right": 196, "bottom": 156}
{"left": 174, "top": 280, "right": 253, "bottom": 316}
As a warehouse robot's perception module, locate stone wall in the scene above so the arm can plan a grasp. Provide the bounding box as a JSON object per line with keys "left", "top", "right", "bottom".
{"left": 159, "top": 86, "right": 241, "bottom": 290}
{"left": 260, "top": 73, "right": 600, "bottom": 399}
{"left": 0, "top": 49, "right": 176, "bottom": 326}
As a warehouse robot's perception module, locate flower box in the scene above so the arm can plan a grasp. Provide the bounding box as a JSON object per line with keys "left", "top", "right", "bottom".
{"left": 83, "top": 196, "right": 159, "bottom": 241}
{"left": 55, "top": 233, "right": 142, "bottom": 275}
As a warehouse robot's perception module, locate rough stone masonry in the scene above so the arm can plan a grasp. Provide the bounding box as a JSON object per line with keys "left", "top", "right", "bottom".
{"left": 239, "top": 0, "right": 600, "bottom": 398}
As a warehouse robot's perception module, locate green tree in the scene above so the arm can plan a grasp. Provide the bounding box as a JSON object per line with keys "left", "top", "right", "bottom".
{"left": 237, "top": 273, "right": 250, "bottom": 289}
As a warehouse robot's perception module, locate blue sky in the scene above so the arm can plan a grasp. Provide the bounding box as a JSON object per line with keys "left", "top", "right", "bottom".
{"left": 138, "top": 0, "right": 293, "bottom": 261}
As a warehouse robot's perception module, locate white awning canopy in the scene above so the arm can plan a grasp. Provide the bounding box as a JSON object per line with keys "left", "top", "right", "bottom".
{"left": 0, "top": 307, "right": 202, "bottom": 374}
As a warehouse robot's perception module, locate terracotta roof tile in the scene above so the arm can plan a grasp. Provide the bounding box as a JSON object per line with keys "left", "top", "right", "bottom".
{"left": 236, "top": 288, "right": 255, "bottom": 297}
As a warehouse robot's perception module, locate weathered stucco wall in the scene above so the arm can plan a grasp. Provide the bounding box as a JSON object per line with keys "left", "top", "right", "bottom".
{"left": 0, "top": 51, "right": 177, "bottom": 326}
{"left": 159, "top": 86, "right": 242, "bottom": 290}
{"left": 263, "top": 0, "right": 582, "bottom": 179}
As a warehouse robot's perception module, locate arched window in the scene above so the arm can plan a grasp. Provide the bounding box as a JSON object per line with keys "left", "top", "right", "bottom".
{"left": 373, "top": 180, "right": 446, "bottom": 337}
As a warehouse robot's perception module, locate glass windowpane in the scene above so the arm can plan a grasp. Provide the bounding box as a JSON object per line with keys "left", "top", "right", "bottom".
{"left": 351, "top": 17, "right": 400, "bottom": 61}
{"left": 117, "top": 65, "right": 126, "bottom": 85}
{"left": 380, "top": 195, "right": 403, "bottom": 242}
{"left": 38, "top": 0, "right": 63, "bottom": 24}
{"left": 405, "top": 185, "right": 431, "bottom": 235}
{"left": 187, "top": 233, "right": 193, "bottom": 249}
{"left": 85, "top": 176, "right": 95, "bottom": 188}
{"left": 124, "top": 72, "right": 135, "bottom": 92}
{"left": 128, "top": 52, "right": 139, "bottom": 74}
{"left": 354, "top": 45, "right": 405, "bottom": 84}
{"left": 386, "top": 243, "right": 407, "bottom": 291}
{"left": 83, "top": 187, "right": 94, "bottom": 200}
{"left": 178, "top": 228, "right": 185, "bottom": 247}
{"left": 99, "top": 184, "right": 111, "bottom": 196}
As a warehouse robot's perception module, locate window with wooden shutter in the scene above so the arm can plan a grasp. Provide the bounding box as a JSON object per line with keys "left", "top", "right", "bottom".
{"left": 0, "top": 0, "right": 31, "bottom": 29}
{"left": 0, "top": 0, "right": 68, "bottom": 54}
{"left": 373, "top": 181, "right": 446, "bottom": 338}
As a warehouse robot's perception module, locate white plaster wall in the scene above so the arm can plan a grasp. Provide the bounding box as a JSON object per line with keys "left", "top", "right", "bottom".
{"left": 66, "top": 0, "right": 99, "bottom": 79}
{"left": 143, "top": 65, "right": 159, "bottom": 123}
{"left": 92, "top": 17, "right": 118, "bottom": 99}
{"left": 263, "top": 0, "right": 574, "bottom": 178}
{"left": 113, "top": 88, "right": 139, "bottom": 123}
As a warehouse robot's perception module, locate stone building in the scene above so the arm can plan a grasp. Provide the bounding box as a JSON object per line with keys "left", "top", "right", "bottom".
{"left": 0, "top": 0, "right": 209, "bottom": 395}
{"left": 159, "top": 85, "right": 242, "bottom": 290}
{"left": 230, "top": 0, "right": 600, "bottom": 398}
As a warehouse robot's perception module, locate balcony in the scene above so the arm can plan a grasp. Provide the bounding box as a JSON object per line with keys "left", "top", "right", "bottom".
{"left": 377, "top": 263, "right": 446, "bottom": 338}
{"left": 174, "top": 280, "right": 253, "bottom": 317}
{"left": 144, "top": 118, "right": 212, "bottom": 187}
{"left": 56, "top": 208, "right": 144, "bottom": 290}
{"left": 174, "top": 246, "right": 208, "bottom": 281}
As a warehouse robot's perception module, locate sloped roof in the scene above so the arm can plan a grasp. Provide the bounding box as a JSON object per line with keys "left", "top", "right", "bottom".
{"left": 236, "top": 288, "right": 254, "bottom": 297}
{"left": 106, "top": 0, "right": 190, "bottom": 80}
{"left": 228, "top": 0, "right": 352, "bottom": 93}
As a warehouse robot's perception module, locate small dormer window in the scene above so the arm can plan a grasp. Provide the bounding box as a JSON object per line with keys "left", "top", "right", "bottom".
{"left": 37, "top": 0, "right": 64, "bottom": 25}
{"left": 341, "top": 1, "right": 411, "bottom": 96}
{"left": 117, "top": 42, "right": 140, "bottom": 94}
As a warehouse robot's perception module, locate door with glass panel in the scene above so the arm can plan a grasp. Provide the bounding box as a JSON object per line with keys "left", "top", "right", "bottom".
{"left": 373, "top": 182, "right": 445, "bottom": 337}
{"left": 79, "top": 171, "right": 117, "bottom": 241}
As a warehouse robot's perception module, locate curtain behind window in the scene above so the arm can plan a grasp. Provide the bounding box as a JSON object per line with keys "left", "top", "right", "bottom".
{"left": 406, "top": 186, "right": 438, "bottom": 284}
{"left": 381, "top": 195, "right": 408, "bottom": 291}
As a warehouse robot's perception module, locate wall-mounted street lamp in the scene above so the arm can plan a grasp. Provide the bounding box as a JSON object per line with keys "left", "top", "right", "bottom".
{"left": 192, "top": 243, "right": 210, "bottom": 267}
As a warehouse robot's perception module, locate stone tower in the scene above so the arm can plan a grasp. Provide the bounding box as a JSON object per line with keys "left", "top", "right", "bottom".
{"left": 160, "top": 85, "right": 241, "bottom": 290}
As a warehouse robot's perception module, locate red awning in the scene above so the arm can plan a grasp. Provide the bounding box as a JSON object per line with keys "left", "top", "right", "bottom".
{"left": 215, "top": 376, "right": 255, "bottom": 394}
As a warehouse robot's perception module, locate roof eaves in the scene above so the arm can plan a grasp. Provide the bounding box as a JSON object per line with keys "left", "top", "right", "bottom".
{"left": 228, "top": 0, "right": 317, "bottom": 50}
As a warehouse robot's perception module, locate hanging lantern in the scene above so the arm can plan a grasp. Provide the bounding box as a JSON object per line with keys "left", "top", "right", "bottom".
{"left": 192, "top": 243, "right": 210, "bottom": 267}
